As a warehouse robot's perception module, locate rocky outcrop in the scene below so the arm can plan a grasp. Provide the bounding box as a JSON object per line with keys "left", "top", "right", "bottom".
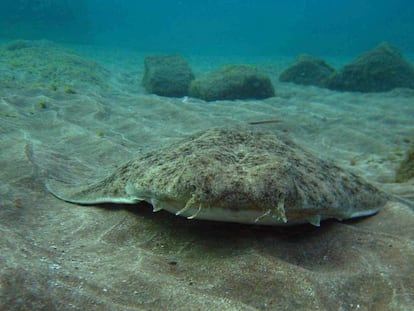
{"left": 189, "top": 64, "right": 275, "bottom": 101}
{"left": 279, "top": 54, "right": 336, "bottom": 87}
{"left": 142, "top": 55, "right": 194, "bottom": 97}
{"left": 327, "top": 42, "right": 414, "bottom": 92}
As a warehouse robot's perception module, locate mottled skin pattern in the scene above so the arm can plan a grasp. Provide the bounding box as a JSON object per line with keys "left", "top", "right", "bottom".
{"left": 47, "top": 127, "right": 389, "bottom": 226}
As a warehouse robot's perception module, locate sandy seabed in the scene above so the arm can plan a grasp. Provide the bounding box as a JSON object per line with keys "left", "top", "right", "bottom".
{"left": 0, "top": 40, "right": 413, "bottom": 310}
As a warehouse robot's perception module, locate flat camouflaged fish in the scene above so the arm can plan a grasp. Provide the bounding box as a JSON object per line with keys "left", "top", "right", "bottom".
{"left": 45, "top": 127, "right": 389, "bottom": 226}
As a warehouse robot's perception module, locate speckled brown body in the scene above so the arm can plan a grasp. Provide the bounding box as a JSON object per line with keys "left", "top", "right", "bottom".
{"left": 47, "top": 128, "right": 388, "bottom": 226}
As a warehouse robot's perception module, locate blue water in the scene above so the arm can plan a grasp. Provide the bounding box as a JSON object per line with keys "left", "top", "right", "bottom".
{"left": 1, "top": 0, "right": 413, "bottom": 57}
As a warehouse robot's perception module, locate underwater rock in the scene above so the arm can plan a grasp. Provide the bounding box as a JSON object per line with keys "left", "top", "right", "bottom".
{"left": 0, "top": 39, "right": 110, "bottom": 90}
{"left": 327, "top": 42, "right": 414, "bottom": 92}
{"left": 142, "top": 55, "right": 195, "bottom": 97}
{"left": 189, "top": 64, "right": 275, "bottom": 101}
{"left": 279, "top": 54, "right": 336, "bottom": 87}
{"left": 396, "top": 143, "right": 414, "bottom": 182}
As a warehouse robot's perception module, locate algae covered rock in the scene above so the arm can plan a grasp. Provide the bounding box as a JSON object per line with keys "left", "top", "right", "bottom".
{"left": 189, "top": 64, "right": 275, "bottom": 101}
{"left": 0, "top": 39, "right": 110, "bottom": 90}
{"left": 396, "top": 143, "right": 414, "bottom": 182}
{"left": 279, "top": 54, "right": 336, "bottom": 87}
{"left": 327, "top": 42, "right": 414, "bottom": 92}
{"left": 142, "top": 55, "right": 195, "bottom": 97}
